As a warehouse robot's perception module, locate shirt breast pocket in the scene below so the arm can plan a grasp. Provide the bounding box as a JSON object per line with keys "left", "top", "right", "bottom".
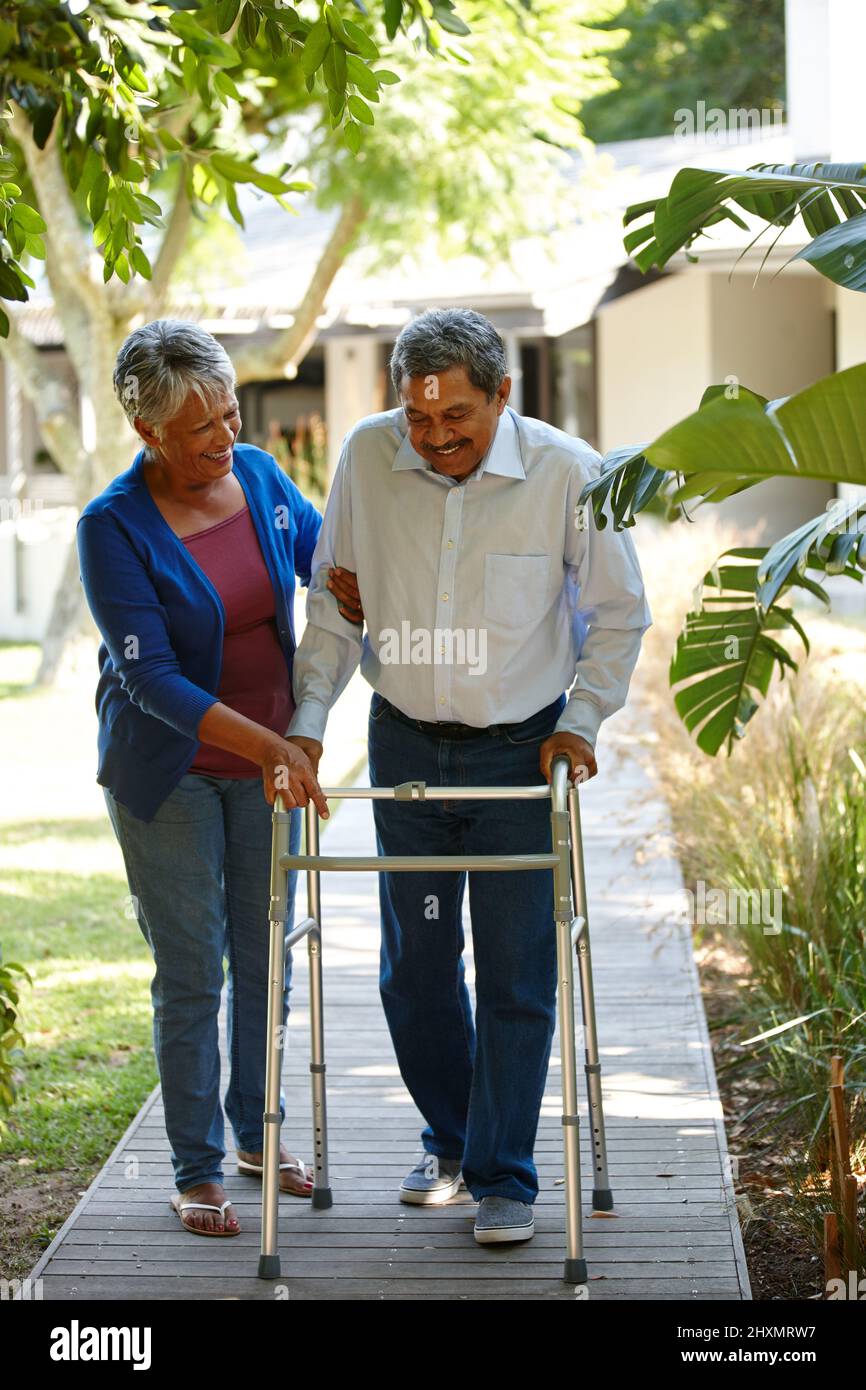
{"left": 483, "top": 553, "right": 550, "bottom": 628}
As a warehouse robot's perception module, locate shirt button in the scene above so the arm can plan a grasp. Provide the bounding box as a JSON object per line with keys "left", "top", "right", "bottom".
{"left": 446, "top": 540, "right": 453, "bottom": 547}
{"left": 442, "top": 593, "right": 448, "bottom": 601}
{"left": 439, "top": 696, "right": 446, "bottom": 705}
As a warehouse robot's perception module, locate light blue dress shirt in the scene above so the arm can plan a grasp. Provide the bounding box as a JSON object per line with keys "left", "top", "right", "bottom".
{"left": 287, "top": 404, "right": 652, "bottom": 747}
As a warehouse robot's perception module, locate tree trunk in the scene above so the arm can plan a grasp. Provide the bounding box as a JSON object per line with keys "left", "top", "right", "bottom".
{"left": 34, "top": 538, "right": 93, "bottom": 685}
{"left": 33, "top": 362, "right": 135, "bottom": 687}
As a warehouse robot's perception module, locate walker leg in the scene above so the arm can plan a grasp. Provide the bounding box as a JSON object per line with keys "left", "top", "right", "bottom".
{"left": 258, "top": 801, "right": 291, "bottom": 1279}
{"left": 551, "top": 802, "right": 586, "bottom": 1285}
{"left": 568, "top": 787, "right": 613, "bottom": 1212}
{"left": 305, "top": 805, "right": 332, "bottom": 1209}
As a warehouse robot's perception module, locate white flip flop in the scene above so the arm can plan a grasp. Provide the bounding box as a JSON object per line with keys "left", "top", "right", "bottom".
{"left": 170, "top": 1194, "right": 239, "bottom": 1237}
{"left": 237, "top": 1157, "right": 314, "bottom": 1196}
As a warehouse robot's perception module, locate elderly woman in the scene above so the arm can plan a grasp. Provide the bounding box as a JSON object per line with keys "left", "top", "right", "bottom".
{"left": 77, "top": 319, "right": 361, "bottom": 1237}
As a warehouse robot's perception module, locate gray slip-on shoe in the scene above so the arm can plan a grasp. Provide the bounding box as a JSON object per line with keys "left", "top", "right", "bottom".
{"left": 473, "top": 1195, "right": 535, "bottom": 1244}
{"left": 399, "top": 1155, "right": 464, "bottom": 1205}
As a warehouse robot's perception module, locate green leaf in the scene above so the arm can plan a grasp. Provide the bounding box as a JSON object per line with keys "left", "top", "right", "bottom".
{"left": 239, "top": 1, "right": 260, "bottom": 50}
{"left": 120, "top": 63, "right": 149, "bottom": 94}
{"left": 431, "top": 2, "right": 471, "bottom": 36}
{"left": 211, "top": 153, "right": 297, "bottom": 195}
{"left": 10, "top": 203, "right": 46, "bottom": 234}
{"left": 323, "top": 41, "right": 347, "bottom": 96}
{"left": 216, "top": 0, "right": 241, "bottom": 32}
{"left": 347, "top": 94, "right": 374, "bottom": 125}
{"left": 384, "top": 0, "right": 403, "bottom": 40}
{"left": 669, "top": 551, "right": 810, "bottom": 755}
{"left": 325, "top": 4, "right": 350, "bottom": 43}
{"left": 373, "top": 68, "right": 400, "bottom": 84}
{"left": 0, "top": 306, "right": 9, "bottom": 339}
{"left": 0, "top": 258, "right": 25, "bottom": 298}
{"left": 342, "top": 18, "right": 378, "bottom": 59}
{"left": 344, "top": 120, "right": 362, "bottom": 154}
{"left": 156, "top": 128, "right": 184, "bottom": 151}
{"left": 265, "top": 17, "right": 282, "bottom": 61}
{"left": 88, "top": 172, "right": 110, "bottom": 226}
{"left": 213, "top": 69, "right": 242, "bottom": 100}
{"left": 170, "top": 11, "right": 239, "bottom": 63}
{"left": 625, "top": 161, "right": 866, "bottom": 284}
{"left": 302, "top": 18, "right": 331, "bottom": 75}
{"left": 346, "top": 53, "right": 380, "bottom": 99}
{"left": 224, "top": 179, "right": 245, "bottom": 227}
{"left": 793, "top": 208, "right": 866, "bottom": 291}
{"left": 129, "top": 244, "right": 152, "bottom": 279}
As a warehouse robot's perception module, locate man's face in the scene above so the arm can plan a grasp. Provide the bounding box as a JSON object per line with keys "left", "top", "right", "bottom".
{"left": 399, "top": 366, "right": 511, "bottom": 482}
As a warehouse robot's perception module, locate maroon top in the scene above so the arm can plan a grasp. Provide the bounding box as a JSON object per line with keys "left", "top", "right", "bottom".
{"left": 183, "top": 505, "right": 295, "bottom": 779}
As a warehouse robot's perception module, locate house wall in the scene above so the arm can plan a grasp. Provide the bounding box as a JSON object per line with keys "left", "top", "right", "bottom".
{"left": 324, "top": 336, "right": 386, "bottom": 479}
{"left": 595, "top": 272, "right": 713, "bottom": 456}
{"left": 0, "top": 506, "right": 78, "bottom": 642}
{"left": 836, "top": 286, "right": 866, "bottom": 371}
{"left": 596, "top": 266, "right": 837, "bottom": 545}
{"left": 707, "top": 269, "right": 836, "bottom": 542}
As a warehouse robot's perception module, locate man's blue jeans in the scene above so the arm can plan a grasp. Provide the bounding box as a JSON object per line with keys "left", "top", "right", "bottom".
{"left": 368, "top": 691, "right": 565, "bottom": 1205}
{"left": 103, "top": 773, "right": 301, "bottom": 1193}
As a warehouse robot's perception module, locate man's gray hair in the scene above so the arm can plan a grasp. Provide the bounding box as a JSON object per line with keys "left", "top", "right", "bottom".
{"left": 113, "top": 319, "right": 237, "bottom": 444}
{"left": 389, "top": 308, "right": 507, "bottom": 400}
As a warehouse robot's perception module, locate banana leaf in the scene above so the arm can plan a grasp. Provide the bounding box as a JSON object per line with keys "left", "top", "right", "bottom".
{"left": 624, "top": 161, "right": 866, "bottom": 291}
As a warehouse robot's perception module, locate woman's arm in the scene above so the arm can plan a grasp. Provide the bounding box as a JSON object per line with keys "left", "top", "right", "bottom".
{"left": 77, "top": 509, "right": 327, "bottom": 812}
{"left": 197, "top": 703, "right": 329, "bottom": 815}
{"left": 77, "top": 510, "right": 220, "bottom": 738}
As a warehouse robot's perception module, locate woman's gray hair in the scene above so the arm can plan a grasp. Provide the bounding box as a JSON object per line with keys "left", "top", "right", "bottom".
{"left": 389, "top": 308, "right": 507, "bottom": 400}
{"left": 113, "top": 319, "right": 237, "bottom": 447}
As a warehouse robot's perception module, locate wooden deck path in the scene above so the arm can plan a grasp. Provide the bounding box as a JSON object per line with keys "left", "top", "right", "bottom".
{"left": 28, "top": 706, "right": 751, "bottom": 1301}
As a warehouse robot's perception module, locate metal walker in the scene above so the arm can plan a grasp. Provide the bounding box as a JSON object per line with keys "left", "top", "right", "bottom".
{"left": 257, "top": 754, "right": 612, "bottom": 1285}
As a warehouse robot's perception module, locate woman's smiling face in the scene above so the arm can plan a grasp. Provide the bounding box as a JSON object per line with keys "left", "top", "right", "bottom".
{"left": 399, "top": 365, "right": 511, "bottom": 482}
{"left": 136, "top": 387, "right": 242, "bottom": 487}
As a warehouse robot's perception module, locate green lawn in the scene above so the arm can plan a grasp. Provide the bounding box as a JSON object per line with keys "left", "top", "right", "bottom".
{"left": 0, "top": 643, "right": 159, "bottom": 1275}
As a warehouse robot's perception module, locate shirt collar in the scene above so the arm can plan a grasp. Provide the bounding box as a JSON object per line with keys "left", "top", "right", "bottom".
{"left": 392, "top": 404, "right": 525, "bottom": 482}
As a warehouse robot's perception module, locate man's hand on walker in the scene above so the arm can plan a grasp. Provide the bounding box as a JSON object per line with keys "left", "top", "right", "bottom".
{"left": 263, "top": 736, "right": 329, "bottom": 818}
{"left": 539, "top": 732, "right": 597, "bottom": 785}
{"left": 327, "top": 567, "right": 364, "bottom": 625}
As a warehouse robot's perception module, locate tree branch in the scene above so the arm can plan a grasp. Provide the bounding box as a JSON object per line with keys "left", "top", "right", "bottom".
{"left": 232, "top": 194, "right": 368, "bottom": 383}
{"left": 7, "top": 103, "right": 102, "bottom": 316}
{"left": 148, "top": 174, "right": 192, "bottom": 313}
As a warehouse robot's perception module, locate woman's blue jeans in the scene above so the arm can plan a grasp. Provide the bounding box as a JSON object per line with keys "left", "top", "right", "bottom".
{"left": 103, "top": 773, "right": 301, "bottom": 1193}
{"left": 368, "top": 692, "right": 564, "bottom": 1206}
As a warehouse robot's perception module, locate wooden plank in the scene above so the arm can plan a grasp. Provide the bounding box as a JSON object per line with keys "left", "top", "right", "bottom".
{"left": 47, "top": 1259, "right": 741, "bottom": 1280}
{"left": 60, "top": 1228, "right": 736, "bottom": 1248}
{"left": 34, "top": 1275, "right": 743, "bottom": 1301}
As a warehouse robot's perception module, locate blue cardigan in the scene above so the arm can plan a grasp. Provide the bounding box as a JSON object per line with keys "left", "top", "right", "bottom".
{"left": 76, "top": 443, "right": 322, "bottom": 822}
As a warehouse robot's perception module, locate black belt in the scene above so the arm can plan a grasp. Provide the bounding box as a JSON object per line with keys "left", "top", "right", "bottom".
{"left": 381, "top": 697, "right": 528, "bottom": 740}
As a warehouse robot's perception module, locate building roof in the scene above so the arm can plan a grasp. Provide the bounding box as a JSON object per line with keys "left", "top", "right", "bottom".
{"left": 12, "top": 122, "right": 808, "bottom": 348}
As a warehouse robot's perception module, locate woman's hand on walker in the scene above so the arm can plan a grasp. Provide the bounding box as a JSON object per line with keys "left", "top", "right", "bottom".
{"left": 262, "top": 735, "right": 329, "bottom": 817}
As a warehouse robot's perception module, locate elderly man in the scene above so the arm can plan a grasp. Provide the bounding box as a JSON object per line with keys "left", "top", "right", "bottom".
{"left": 287, "top": 307, "right": 651, "bottom": 1246}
